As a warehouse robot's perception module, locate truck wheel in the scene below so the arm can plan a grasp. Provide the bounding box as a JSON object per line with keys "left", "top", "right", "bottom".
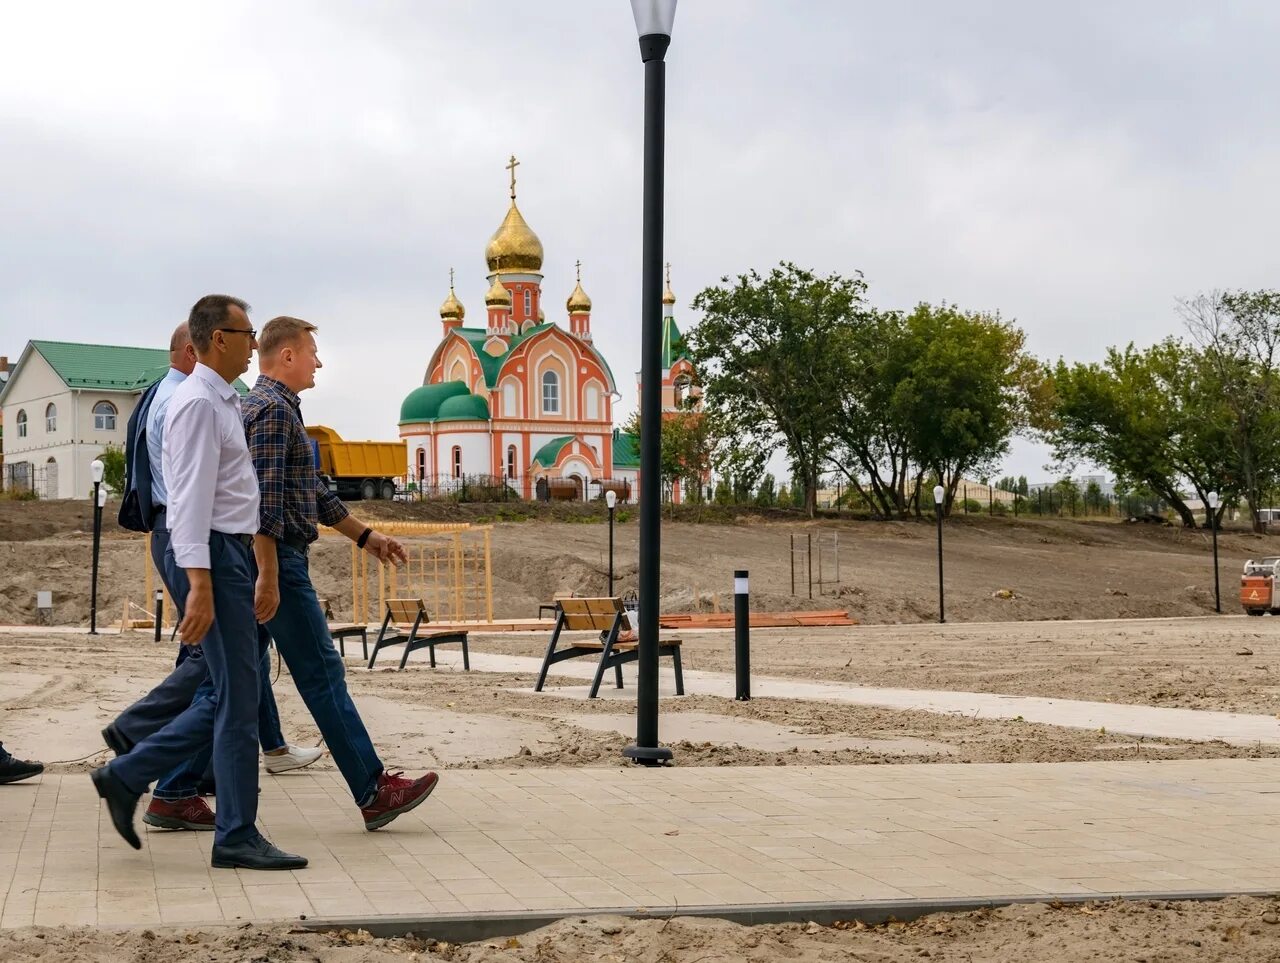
{"left": 360, "top": 479, "right": 377, "bottom": 500}
{"left": 1247, "top": 608, "right": 1266, "bottom": 616}
{"left": 381, "top": 480, "right": 396, "bottom": 501}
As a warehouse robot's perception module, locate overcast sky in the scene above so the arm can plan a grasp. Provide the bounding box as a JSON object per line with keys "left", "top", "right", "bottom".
{"left": 3, "top": 1, "right": 1278, "bottom": 482}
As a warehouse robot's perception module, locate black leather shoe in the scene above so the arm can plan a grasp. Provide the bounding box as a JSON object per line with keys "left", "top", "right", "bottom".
{"left": 90, "top": 767, "right": 142, "bottom": 850}
{"left": 211, "top": 835, "right": 308, "bottom": 871}
{"left": 101, "top": 725, "right": 132, "bottom": 757}
{"left": 0, "top": 755, "right": 43, "bottom": 784}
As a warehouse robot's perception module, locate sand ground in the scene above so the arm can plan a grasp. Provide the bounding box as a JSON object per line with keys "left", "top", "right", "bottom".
{"left": 3, "top": 501, "right": 1280, "bottom": 958}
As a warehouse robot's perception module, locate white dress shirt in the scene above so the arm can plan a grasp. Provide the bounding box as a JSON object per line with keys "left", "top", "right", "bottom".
{"left": 162, "top": 362, "right": 260, "bottom": 569}
{"left": 146, "top": 366, "right": 187, "bottom": 507}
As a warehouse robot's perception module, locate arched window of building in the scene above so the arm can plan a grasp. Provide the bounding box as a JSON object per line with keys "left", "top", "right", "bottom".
{"left": 416, "top": 447, "right": 426, "bottom": 480}
{"left": 506, "top": 445, "right": 517, "bottom": 479}
{"left": 584, "top": 383, "right": 600, "bottom": 420}
{"left": 45, "top": 403, "right": 57, "bottom": 433}
{"left": 541, "top": 371, "right": 560, "bottom": 414}
{"left": 15, "top": 409, "right": 26, "bottom": 438}
{"left": 93, "top": 400, "right": 117, "bottom": 431}
{"left": 502, "top": 381, "right": 517, "bottom": 417}
{"left": 524, "top": 290, "right": 532, "bottom": 315}
{"left": 451, "top": 446, "right": 462, "bottom": 479}
{"left": 449, "top": 360, "right": 467, "bottom": 384}
{"left": 674, "top": 374, "right": 691, "bottom": 409}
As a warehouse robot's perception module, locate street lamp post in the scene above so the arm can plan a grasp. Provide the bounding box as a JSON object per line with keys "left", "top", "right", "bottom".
{"left": 625, "top": 0, "right": 677, "bottom": 767}
{"left": 934, "top": 483, "right": 946, "bottom": 625}
{"left": 1208, "top": 490, "right": 1221, "bottom": 614}
{"left": 605, "top": 489, "right": 617, "bottom": 597}
{"left": 90, "top": 458, "right": 105, "bottom": 635}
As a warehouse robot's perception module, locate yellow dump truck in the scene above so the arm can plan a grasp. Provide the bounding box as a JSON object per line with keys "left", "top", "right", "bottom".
{"left": 305, "top": 425, "right": 406, "bottom": 501}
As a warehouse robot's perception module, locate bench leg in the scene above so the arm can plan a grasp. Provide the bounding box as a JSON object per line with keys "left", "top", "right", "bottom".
{"left": 671, "top": 646, "right": 685, "bottom": 696}
{"left": 535, "top": 617, "right": 565, "bottom": 692}
{"left": 337, "top": 635, "right": 344, "bottom": 657}
{"left": 368, "top": 611, "right": 395, "bottom": 670}
{"left": 614, "top": 663, "right": 624, "bottom": 689}
{"left": 428, "top": 641, "right": 436, "bottom": 669}
{"left": 589, "top": 619, "right": 623, "bottom": 700}
{"left": 398, "top": 642, "right": 413, "bottom": 672}
{"left": 360, "top": 628, "right": 368, "bottom": 662}
{"left": 461, "top": 635, "right": 470, "bottom": 671}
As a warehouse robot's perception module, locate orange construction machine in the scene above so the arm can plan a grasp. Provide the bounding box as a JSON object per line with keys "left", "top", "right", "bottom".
{"left": 1240, "top": 557, "right": 1280, "bottom": 616}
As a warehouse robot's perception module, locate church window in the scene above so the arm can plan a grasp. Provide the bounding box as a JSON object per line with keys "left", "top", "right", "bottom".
{"left": 507, "top": 445, "right": 517, "bottom": 479}
{"left": 584, "top": 383, "right": 600, "bottom": 420}
{"left": 15, "top": 409, "right": 26, "bottom": 438}
{"left": 502, "top": 381, "right": 517, "bottom": 417}
{"left": 542, "top": 371, "right": 560, "bottom": 414}
{"left": 45, "top": 403, "right": 57, "bottom": 433}
{"left": 451, "top": 446, "right": 462, "bottom": 479}
{"left": 524, "top": 290, "right": 532, "bottom": 315}
{"left": 93, "top": 401, "right": 117, "bottom": 431}
{"left": 450, "top": 360, "right": 467, "bottom": 384}
{"left": 416, "top": 447, "right": 426, "bottom": 480}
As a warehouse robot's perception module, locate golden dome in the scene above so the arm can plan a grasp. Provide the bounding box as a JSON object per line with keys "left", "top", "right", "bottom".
{"left": 485, "top": 274, "right": 512, "bottom": 308}
{"left": 538, "top": 306, "right": 545, "bottom": 322}
{"left": 439, "top": 287, "right": 465, "bottom": 321}
{"left": 567, "top": 281, "right": 592, "bottom": 314}
{"left": 662, "top": 262, "right": 676, "bottom": 305}
{"left": 485, "top": 200, "right": 544, "bottom": 274}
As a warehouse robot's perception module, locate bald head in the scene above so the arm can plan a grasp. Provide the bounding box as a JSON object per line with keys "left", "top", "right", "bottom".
{"left": 169, "top": 322, "right": 197, "bottom": 375}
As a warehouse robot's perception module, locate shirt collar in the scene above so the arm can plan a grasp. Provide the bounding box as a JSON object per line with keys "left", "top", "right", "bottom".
{"left": 163, "top": 367, "right": 187, "bottom": 385}
{"left": 255, "top": 374, "right": 301, "bottom": 409}
{"left": 192, "top": 362, "right": 238, "bottom": 401}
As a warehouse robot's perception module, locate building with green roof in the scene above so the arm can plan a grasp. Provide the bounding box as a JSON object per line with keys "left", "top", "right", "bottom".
{"left": 0, "top": 339, "right": 248, "bottom": 499}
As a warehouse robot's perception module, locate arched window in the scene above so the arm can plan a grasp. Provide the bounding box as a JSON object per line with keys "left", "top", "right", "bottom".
{"left": 416, "top": 447, "right": 426, "bottom": 480}
{"left": 584, "top": 383, "right": 600, "bottom": 420}
{"left": 451, "top": 446, "right": 462, "bottom": 479}
{"left": 506, "top": 445, "right": 517, "bottom": 479}
{"left": 93, "top": 400, "right": 117, "bottom": 431}
{"left": 502, "top": 381, "right": 517, "bottom": 417}
{"left": 524, "top": 290, "right": 532, "bottom": 315}
{"left": 14, "top": 409, "right": 26, "bottom": 438}
{"left": 674, "top": 374, "right": 691, "bottom": 409}
{"left": 44, "top": 403, "right": 57, "bottom": 433}
{"left": 449, "top": 360, "right": 467, "bottom": 384}
{"left": 541, "top": 371, "right": 560, "bottom": 414}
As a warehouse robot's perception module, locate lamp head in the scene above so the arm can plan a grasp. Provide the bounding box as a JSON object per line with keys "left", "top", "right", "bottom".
{"left": 605, "top": 490, "right": 617, "bottom": 509}
{"left": 90, "top": 459, "right": 104, "bottom": 484}
{"left": 97, "top": 486, "right": 107, "bottom": 508}
{"left": 1208, "top": 491, "right": 1220, "bottom": 509}
{"left": 933, "top": 484, "right": 946, "bottom": 504}
{"left": 631, "top": 0, "right": 676, "bottom": 60}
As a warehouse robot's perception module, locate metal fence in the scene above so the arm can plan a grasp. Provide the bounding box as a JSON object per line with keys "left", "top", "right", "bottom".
{"left": 398, "top": 474, "right": 635, "bottom": 504}
{"left": 2, "top": 462, "right": 53, "bottom": 498}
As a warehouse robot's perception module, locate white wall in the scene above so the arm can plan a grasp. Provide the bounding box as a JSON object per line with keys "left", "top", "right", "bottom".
{"left": 435, "top": 429, "right": 490, "bottom": 477}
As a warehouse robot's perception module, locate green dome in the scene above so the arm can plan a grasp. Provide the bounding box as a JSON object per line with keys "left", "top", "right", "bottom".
{"left": 400, "top": 381, "right": 469, "bottom": 423}
{"left": 437, "top": 394, "right": 490, "bottom": 422}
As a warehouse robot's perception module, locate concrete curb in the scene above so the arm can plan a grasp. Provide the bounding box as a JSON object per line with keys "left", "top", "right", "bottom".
{"left": 302, "top": 888, "right": 1280, "bottom": 943}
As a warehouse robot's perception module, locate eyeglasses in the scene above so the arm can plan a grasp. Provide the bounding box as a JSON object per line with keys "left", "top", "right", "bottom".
{"left": 216, "top": 327, "right": 257, "bottom": 340}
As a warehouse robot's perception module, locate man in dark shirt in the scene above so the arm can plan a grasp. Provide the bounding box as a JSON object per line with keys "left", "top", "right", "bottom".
{"left": 244, "top": 315, "right": 437, "bottom": 830}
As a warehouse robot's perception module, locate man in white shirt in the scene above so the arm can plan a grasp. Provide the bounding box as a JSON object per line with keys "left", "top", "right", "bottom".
{"left": 91, "top": 295, "right": 306, "bottom": 871}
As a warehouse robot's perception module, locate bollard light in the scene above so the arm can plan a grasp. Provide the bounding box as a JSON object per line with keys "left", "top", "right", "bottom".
{"left": 89, "top": 459, "right": 105, "bottom": 634}
{"left": 605, "top": 489, "right": 618, "bottom": 596}
{"left": 90, "top": 458, "right": 104, "bottom": 485}
{"left": 734, "top": 570, "right": 750, "bottom": 700}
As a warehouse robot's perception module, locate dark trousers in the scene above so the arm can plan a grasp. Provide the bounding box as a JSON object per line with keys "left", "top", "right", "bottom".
{"left": 112, "top": 527, "right": 286, "bottom": 762}
{"left": 108, "top": 533, "right": 262, "bottom": 845}
{"left": 269, "top": 543, "right": 382, "bottom": 805}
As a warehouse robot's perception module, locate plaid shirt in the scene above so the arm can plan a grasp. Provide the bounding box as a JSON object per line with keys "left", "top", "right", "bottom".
{"left": 242, "top": 375, "right": 349, "bottom": 544}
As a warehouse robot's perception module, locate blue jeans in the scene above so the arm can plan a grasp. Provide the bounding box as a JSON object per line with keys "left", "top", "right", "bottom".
{"left": 268, "top": 543, "right": 382, "bottom": 806}
{"left": 152, "top": 641, "right": 285, "bottom": 800}
{"left": 108, "top": 533, "right": 264, "bottom": 846}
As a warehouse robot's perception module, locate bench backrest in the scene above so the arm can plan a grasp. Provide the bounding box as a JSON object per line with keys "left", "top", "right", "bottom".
{"left": 558, "top": 597, "right": 623, "bottom": 631}
{"left": 386, "top": 597, "right": 428, "bottom": 625}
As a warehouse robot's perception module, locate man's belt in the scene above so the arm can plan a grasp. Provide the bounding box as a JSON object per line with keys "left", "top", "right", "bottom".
{"left": 279, "top": 533, "right": 310, "bottom": 554}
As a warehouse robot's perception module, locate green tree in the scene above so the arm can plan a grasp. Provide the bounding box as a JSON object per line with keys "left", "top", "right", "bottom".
{"left": 621, "top": 409, "right": 712, "bottom": 505}
{"left": 98, "top": 444, "right": 126, "bottom": 494}
{"left": 1180, "top": 290, "right": 1280, "bottom": 531}
{"left": 1038, "top": 340, "right": 1236, "bottom": 528}
{"left": 754, "top": 473, "right": 777, "bottom": 507}
{"left": 688, "top": 263, "right": 870, "bottom": 517}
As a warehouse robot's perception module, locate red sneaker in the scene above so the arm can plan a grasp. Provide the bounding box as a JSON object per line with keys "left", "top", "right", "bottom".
{"left": 143, "top": 795, "right": 215, "bottom": 831}
{"left": 361, "top": 770, "right": 438, "bottom": 830}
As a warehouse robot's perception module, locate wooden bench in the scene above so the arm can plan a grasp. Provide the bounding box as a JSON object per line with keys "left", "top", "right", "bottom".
{"left": 537, "top": 592, "right": 580, "bottom": 621}
{"left": 535, "top": 597, "right": 684, "bottom": 699}
{"left": 367, "top": 597, "right": 470, "bottom": 672}
{"left": 318, "top": 598, "right": 369, "bottom": 660}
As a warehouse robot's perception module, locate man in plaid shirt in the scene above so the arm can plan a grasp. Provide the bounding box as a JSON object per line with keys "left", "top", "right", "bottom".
{"left": 244, "top": 315, "right": 438, "bottom": 830}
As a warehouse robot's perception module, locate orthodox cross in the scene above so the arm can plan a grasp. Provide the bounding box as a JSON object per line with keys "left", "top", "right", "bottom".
{"left": 575, "top": 259, "right": 582, "bottom": 282}
{"left": 448, "top": 267, "right": 455, "bottom": 290}
{"left": 506, "top": 154, "right": 520, "bottom": 199}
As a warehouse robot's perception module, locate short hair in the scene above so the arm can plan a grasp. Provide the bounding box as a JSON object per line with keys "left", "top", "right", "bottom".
{"left": 259, "top": 316, "right": 319, "bottom": 358}
{"left": 169, "top": 322, "right": 191, "bottom": 354}
{"left": 188, "top": 295, "right": 250, "bottom": 352}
